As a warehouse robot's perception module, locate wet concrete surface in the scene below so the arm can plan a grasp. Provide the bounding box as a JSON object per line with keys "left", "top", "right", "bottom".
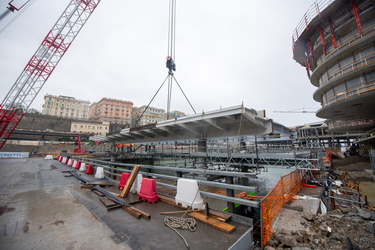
{"left": 0, "top": 157, "right": 251, "bottom": 250}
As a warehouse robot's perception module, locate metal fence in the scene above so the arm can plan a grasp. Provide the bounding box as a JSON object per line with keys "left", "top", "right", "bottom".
{"left": 66, "top": 155, "right": 262, "bottom": 209}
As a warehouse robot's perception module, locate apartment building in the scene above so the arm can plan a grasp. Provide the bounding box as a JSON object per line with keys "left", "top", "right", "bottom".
{"left": 292, "top": 0, "right": 375, "bottom": 132}
{"left": 132, "top": 105, "right": 166, "bottom": 126}
{"left": 42, "top": 94, "right": 90, "bottom": 120}
{"left": 89, "top": 98, "right": 133, "bottom": 125}
{"left": 71, "top": 121, "right": 109, "bottom": 135}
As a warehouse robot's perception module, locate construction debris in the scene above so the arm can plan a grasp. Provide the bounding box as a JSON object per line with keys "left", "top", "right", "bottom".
{"left": 266, "top": 206, "right": 375, "bottom": 249}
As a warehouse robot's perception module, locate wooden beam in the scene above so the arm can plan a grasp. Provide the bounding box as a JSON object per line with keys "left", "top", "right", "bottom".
{"left": 99, "top": 196, "right": 116, "bottom": 207}
{"left": 119, "top": 165, "right": 141, "bottom": 198}
{"left": 188, "top": 212, "right": 235, "bottom": 233}
{"left": 122, "top": 206, "right": 142, "bottom": 218}
{"left": 93, "top": 190, "right": 105, "bottom": 197}
{"left": 129, "top": 206, "right": 151, "bottom": 219}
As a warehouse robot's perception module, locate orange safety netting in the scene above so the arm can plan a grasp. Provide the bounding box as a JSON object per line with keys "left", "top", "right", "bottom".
{"left": 261, "top": 169, "right": 305, "bottom": 247}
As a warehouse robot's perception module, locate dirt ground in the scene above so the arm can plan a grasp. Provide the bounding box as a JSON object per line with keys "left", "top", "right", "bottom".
{"left": 331, "top": 155, "right": 374, "bottom": 182}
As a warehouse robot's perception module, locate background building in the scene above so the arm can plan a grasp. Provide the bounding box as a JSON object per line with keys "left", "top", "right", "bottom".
{"left": 292, "top": 0, "right": 375, "bottom": 133}
{"left": 71, "top": 121, "right": 109, "bottom": 135}
{"left": 132, "top": 105, "right": 166, "bottom": 126}
{"left": 167, "top": 110, "right": 187, "bottom": 119}
{"left": 42, "top": 94, "right": 90, "bottom": 120}
{"left": 89, "top": 98, "right": 133, "bottom": 125}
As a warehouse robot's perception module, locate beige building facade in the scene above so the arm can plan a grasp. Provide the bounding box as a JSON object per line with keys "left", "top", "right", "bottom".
{"left": 132, "top": 105, "right": 166, "bottom": 126}
{"left": 71, "top": 121, "right": 109, "bottom": 135}
{"left": 89, "top": 98, "right": 133, "bottom": 125}
{"left": 42, "top": 94, "right": 90, "bottom": 120}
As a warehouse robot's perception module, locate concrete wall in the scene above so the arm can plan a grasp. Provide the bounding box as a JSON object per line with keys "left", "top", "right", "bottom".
{"left": 18, "top": 113, "right": 73, "bottom": 132}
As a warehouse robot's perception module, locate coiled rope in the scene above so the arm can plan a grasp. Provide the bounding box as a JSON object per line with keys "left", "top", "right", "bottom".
{"left": 164, "top": 216, "right": 196, "bottom": 249}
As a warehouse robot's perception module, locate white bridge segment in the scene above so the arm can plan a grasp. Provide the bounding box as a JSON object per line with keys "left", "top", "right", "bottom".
{"left": 90, "top": 105, "right": 290, "bottom": 144}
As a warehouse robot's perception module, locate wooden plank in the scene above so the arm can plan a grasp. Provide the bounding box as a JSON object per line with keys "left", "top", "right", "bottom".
{"left": 64, "top": 174, "right": 73, "bottom": 177}
{"left": 196, "top": 211, "right": 226, "bottom": 222}
{"left": 188, "top": 212, "right": 235, "bottom": 234}
{"left": 99, "top": 197, "right": 116, "bottom": 207}
{"left": 86, "top": 182, "right": 114, "bottom": 186}
{"left": 80, "top": 185, "right": 93, "bottom": 189}
{"left": 93, "top": 190, "right": 105, "bottom": 197}
{"left": 119, "top": 165, "right": 141, "bottom": 198}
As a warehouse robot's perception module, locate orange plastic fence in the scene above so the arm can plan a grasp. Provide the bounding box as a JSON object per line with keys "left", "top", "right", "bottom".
{"left": 261, "top": 169, "right": 305, "bottom": 247}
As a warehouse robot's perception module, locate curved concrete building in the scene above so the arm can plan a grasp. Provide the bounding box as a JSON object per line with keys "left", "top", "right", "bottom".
{"left": 293, "top": 0, "right": 375, "bottom": 132}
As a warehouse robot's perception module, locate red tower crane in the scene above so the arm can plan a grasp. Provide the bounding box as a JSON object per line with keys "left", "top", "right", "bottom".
{"left": 0, "top": 0, "right": 101, "bottom": 149}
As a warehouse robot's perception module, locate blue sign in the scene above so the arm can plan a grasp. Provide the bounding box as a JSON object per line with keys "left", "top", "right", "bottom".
{"left": 0, "top": 152, "right": 30, "bottom": 158}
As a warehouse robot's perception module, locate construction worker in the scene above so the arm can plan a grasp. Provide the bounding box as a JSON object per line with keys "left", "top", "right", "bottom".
{"left": 166, "top": 56, "right": 176, "bottom": 72}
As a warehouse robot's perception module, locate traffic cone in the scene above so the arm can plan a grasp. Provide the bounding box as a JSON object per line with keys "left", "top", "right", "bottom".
{"left": 138, "top": 178, "right": 159, "bottom": 203}
{"left": 75, "top": 161, "right": 81, "bottom": 170}
{"left": 86, "top": 164, "right": 94, "bottom": 174}
{"left": 118, "top": 173, "right": 130, "bottom": 190}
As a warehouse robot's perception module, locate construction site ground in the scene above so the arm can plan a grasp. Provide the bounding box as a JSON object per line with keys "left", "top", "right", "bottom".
{"left": 266, "top": 155, "right": 375, "bottom": 249}
{"left": 0, "top": 157, "right": 251, "bottom": 250}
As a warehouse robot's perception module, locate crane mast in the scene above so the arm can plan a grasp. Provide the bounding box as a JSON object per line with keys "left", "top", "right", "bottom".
{"left": 0, "top": 0, "right": 101, "bottom": 149}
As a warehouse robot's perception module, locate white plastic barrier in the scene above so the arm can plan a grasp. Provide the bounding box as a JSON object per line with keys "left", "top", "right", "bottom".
{"left": 45, "top": 155, "right": 53, "bottom": 160}
{"left": 79, "top": 162, "right": 86, "bottom": 172}
{"left": 95, "top": 167, "right": 104, "bottom": 179}
{"left": 72, "top": 160, "right": 77, "bottom": 168}
{"left": 130, "top": 174, "right": 143, "bottom": 194}
{"left": 67, "top": 159, "right": 72, "bottom": 166}
{"left": 175, "top": 178, "right": 204, "bottom": 209}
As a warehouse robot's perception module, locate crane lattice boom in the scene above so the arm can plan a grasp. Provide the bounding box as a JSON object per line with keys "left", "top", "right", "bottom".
{"left": 0, "top": 0, "right": 101, "bottom": 149}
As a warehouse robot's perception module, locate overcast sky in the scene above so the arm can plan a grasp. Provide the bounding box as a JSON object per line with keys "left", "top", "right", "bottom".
{"left": 0, "top": 0, "right": 324, "bottom": 127}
